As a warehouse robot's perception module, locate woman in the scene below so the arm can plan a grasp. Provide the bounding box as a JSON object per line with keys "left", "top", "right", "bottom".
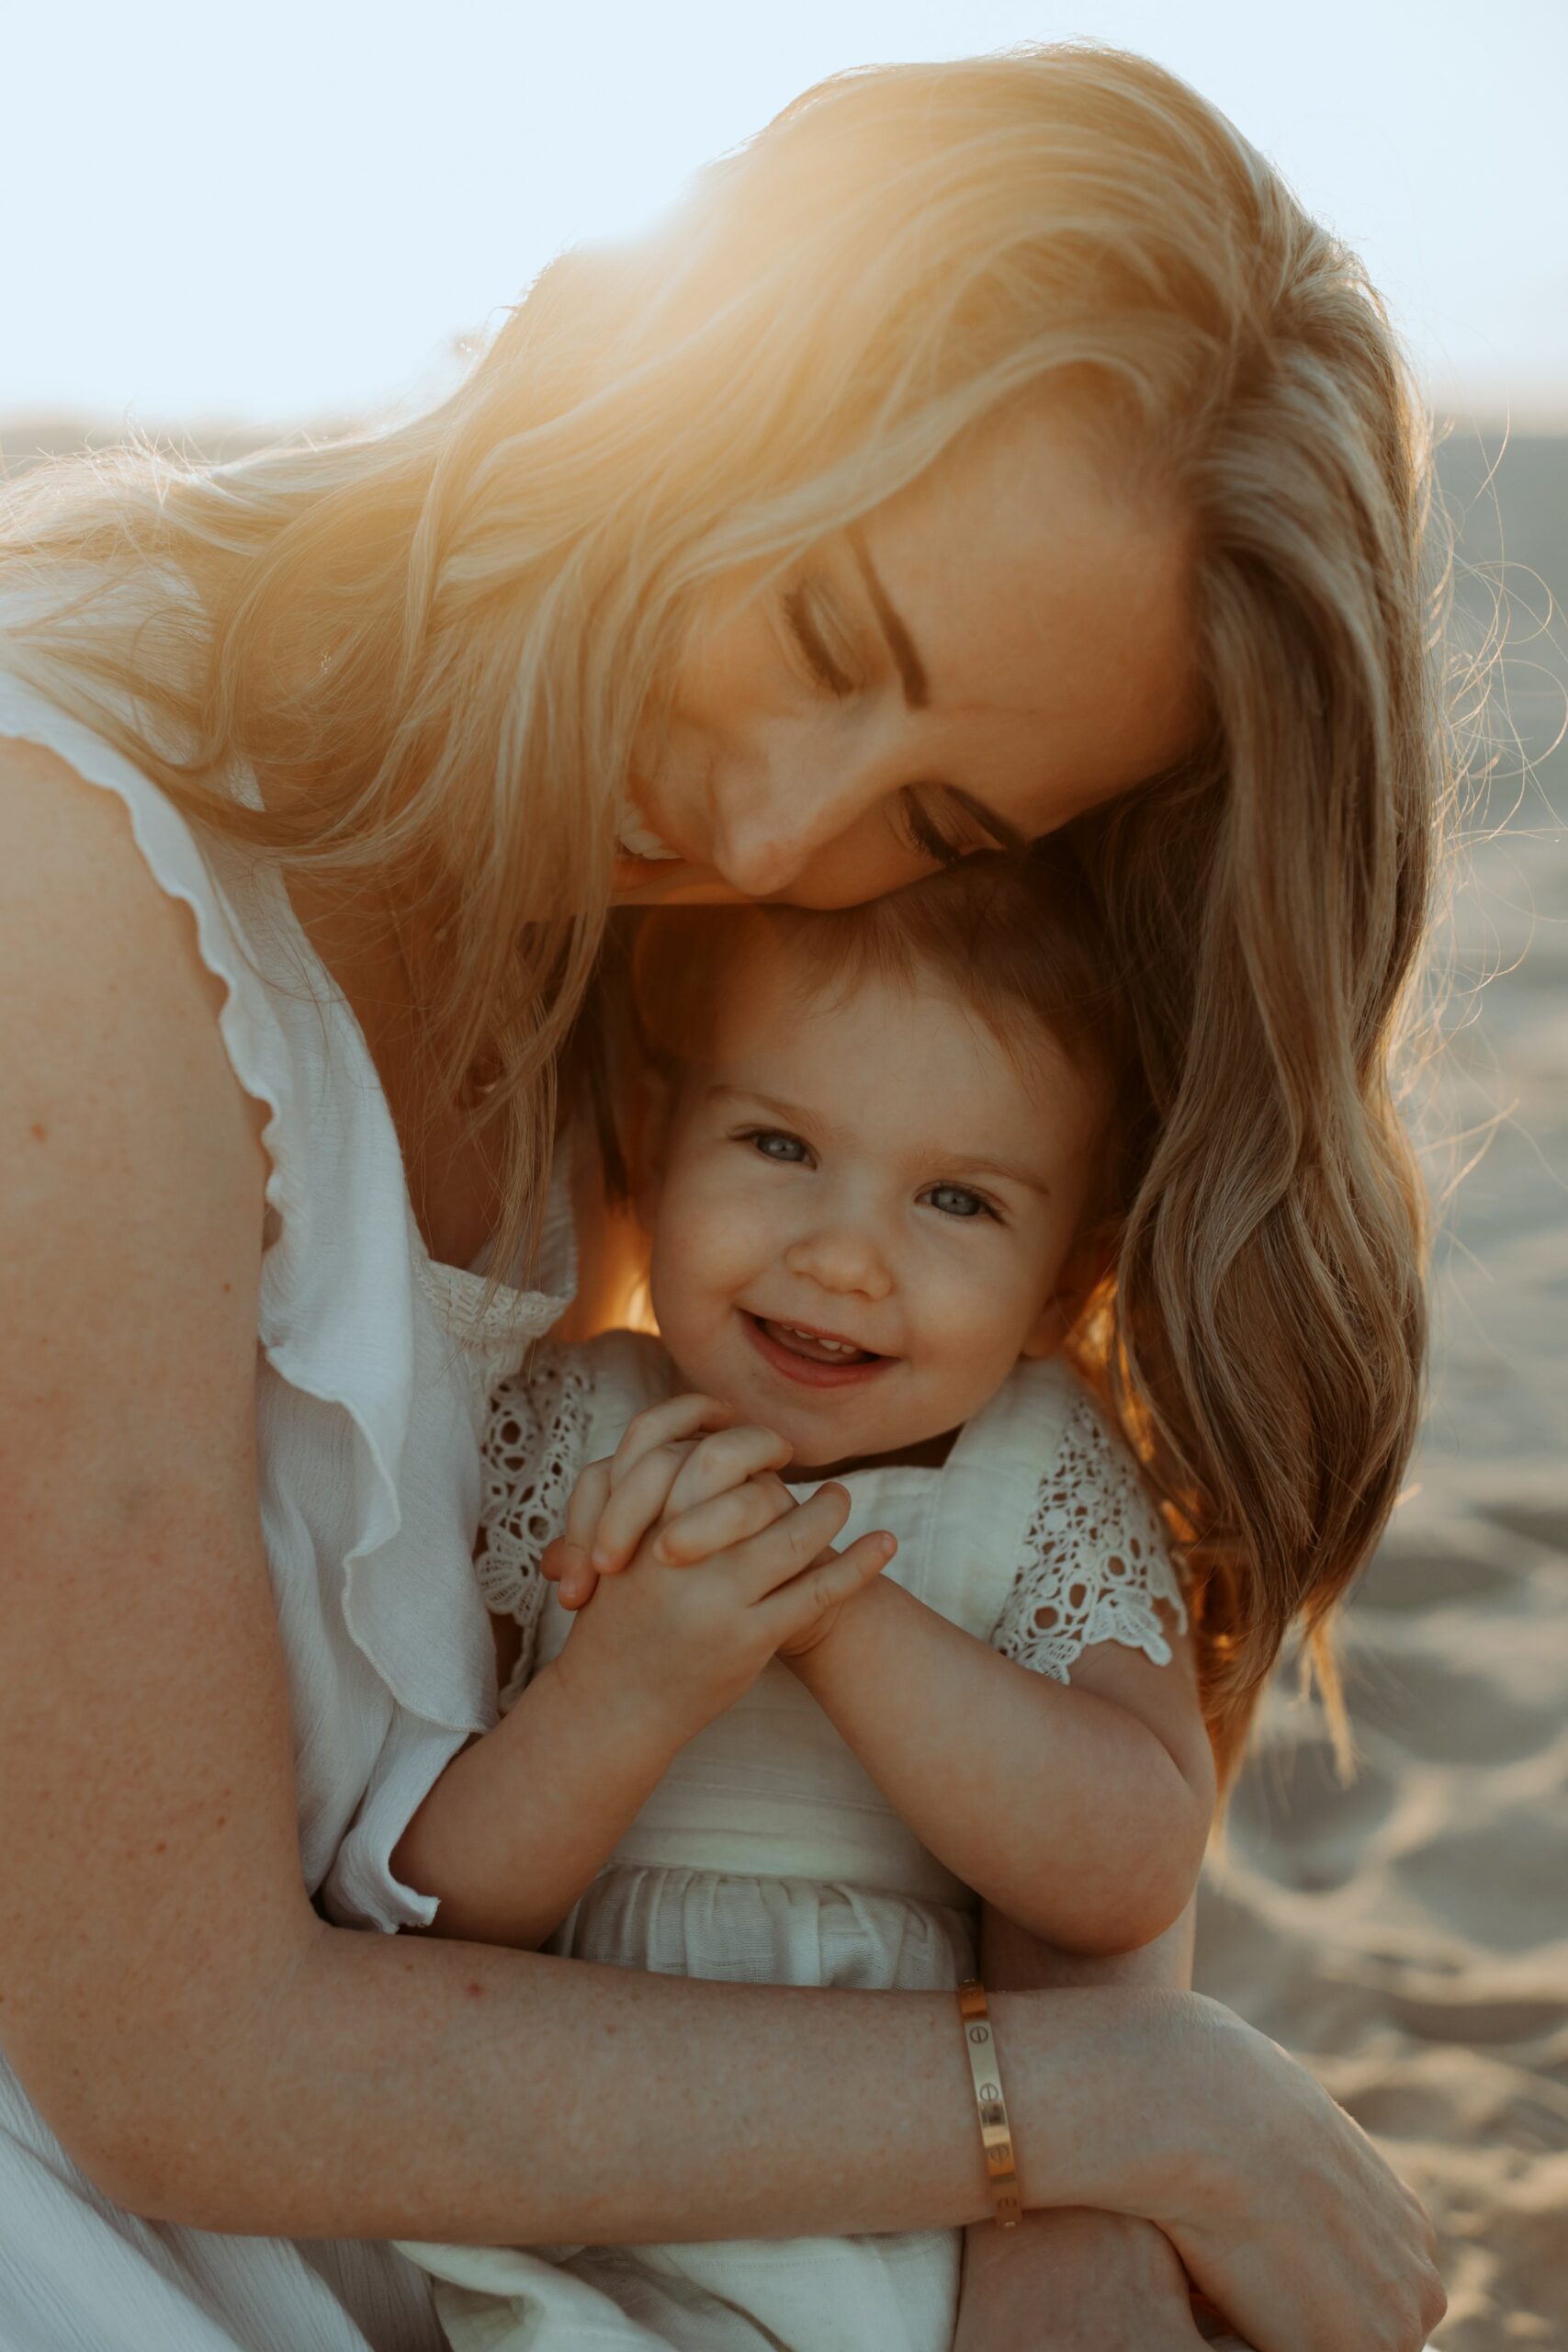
{"left": 0, "top": 44, "right": 1444, "bottom": 2352}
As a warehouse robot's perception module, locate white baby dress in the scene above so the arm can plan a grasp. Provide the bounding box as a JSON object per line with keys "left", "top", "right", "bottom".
{"left": 403, "top": 1329, "right": 1188, "bottom": 2352}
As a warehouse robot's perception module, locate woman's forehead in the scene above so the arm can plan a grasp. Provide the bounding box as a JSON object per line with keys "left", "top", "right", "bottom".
{"left": 861, "top": 402, "right": 1202, "bottom": 813}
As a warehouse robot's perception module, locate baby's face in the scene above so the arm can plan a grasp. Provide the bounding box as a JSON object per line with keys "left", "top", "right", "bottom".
{"left": 646, "top": 948, "right": 1108, "bottom": 1471}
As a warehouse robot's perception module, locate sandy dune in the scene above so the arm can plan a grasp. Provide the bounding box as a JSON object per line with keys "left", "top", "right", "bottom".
{"left": 1196, "top": 430, "right": 1568, "bottom": 2349}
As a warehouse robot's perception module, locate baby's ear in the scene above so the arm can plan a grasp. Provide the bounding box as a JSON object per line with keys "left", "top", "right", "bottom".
{"left": 1021, "top": 1227, "right": 1117, "bottom": 1360}
{"left": 1021, "top": 1290, "right": 1070, "bottom": 1362}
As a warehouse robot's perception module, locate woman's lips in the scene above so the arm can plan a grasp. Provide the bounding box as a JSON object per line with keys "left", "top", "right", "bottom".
{"left": 742, "top": 1312, "right": 895, "bottom": 1390}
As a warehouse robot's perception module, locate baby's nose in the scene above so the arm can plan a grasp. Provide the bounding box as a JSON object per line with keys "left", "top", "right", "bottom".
{"left": 783, "top": 1228, "right": 894, "bottom": 1304}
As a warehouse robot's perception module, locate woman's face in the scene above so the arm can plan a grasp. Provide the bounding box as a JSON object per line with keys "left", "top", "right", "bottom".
{"left": 615, "top": 402, "right": 1201, "bottom": 909}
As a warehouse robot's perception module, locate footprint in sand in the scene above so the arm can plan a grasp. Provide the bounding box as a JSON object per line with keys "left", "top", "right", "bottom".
{"left": 1225, "top": 1733, "right": 1401, "bottom": 1891}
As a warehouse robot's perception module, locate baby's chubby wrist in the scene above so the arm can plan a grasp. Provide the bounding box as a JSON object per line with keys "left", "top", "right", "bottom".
{"left": 778, "top": 1567, "right": 893, "bottom": 1689}
{"left": 536, "top": 1634, "right": 699, "bottom": 1768}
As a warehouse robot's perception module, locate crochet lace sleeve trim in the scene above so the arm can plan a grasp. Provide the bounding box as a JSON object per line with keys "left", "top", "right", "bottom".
{"left": 989, "top": 1393, "right": 1188, "bottom": 1684}
{"left": 474, "top": 1345, "right": 593, "bottom": 1705}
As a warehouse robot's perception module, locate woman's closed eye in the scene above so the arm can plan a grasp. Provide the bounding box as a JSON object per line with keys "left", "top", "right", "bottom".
{"left": 920, "top": 1182, "right": 999, "bottom": 1222}
{"left": 782, "top": 584, "right": 858, "bottom": 698}
{"left": 896, "top": 787, "right": 1000, "bottom": 870}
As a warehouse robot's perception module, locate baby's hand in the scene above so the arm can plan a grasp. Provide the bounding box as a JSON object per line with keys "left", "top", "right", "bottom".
{"left": 548, "top": 1459, "right": 896, "bottom": 1742}
{"left": 542, "top": 1392, "right": 786, "bottom": 1608}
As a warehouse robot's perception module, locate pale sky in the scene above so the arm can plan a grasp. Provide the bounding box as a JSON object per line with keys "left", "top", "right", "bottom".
{"left": 6, "top": 0, "right": 1565, "bottom": 427}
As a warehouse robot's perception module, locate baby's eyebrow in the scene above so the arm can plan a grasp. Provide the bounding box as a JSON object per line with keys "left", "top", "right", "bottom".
{"left": 708, "top": 1083, "right": 836, "bottom": 1134}
{"left": 942, "top": 1156, "right": 1053, "bottom": 1196}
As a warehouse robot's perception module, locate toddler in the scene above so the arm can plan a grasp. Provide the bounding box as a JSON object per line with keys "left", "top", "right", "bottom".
{"left": 401, "top": 854, "right": 1217, "bottom": 2351}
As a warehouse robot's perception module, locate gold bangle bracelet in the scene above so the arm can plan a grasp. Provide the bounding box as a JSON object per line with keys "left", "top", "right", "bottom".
{"left": 956, "top": 1978, "right": 1021, "bottom": 2227}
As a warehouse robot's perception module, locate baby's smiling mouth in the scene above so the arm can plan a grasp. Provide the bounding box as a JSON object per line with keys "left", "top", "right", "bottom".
{"left": 743, "top": 1312, "right": 893, "bottom": 1375}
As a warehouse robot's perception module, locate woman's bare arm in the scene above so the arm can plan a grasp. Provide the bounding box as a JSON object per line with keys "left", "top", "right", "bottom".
{"left": 0, "top": 750, "right": 1444, "bottom": 2352}
{"left": 0, "top": 747, "right": 1122, "bottom": 2241}
{"left": 956, "top": 1903, "right": 1210, "bottom": 2352}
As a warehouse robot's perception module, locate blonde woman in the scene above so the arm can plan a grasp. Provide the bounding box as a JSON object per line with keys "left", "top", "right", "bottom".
{"left": 0, "top": 44, "right": 1442, "bottom": 2352}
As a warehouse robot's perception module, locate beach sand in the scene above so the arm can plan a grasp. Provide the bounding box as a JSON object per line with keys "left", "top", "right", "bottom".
{"left": 1194, "top": 431, "right": 1568, "bottom": 2349}
{"left": 4, "top": 413, "right": 1564, "bottom": 2345}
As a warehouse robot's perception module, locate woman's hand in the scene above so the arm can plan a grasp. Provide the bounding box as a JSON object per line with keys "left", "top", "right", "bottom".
{"left": 1067, "top": 1990, "right": 1444, "bottom": 2352}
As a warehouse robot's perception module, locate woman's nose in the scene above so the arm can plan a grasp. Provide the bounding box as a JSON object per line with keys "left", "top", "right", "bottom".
{"left": 711, "top": 751, "right": 874, "bottom": 899}
{"left": 783, "top": 1225, "right": 894, "bottom": 1305}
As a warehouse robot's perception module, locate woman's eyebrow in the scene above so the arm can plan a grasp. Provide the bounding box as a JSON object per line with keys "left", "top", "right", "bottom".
{"left": 847, "top": 527, "right": 930, "bottom": 709}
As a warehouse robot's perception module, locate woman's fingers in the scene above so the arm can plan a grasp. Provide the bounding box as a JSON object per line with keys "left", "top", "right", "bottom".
{"left": 762, "top": 1530, "right": 897, "bottom": 1654}
{"left": 650, "top": 1472, "right": 795, "bottom": 1566}
{"left": 607, "top": 1393, "right": 737, "bottom": 1487}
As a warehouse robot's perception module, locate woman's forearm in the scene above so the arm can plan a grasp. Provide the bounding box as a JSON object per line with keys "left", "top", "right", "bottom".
{"left": 111, "top": 1919, "right": 1191, "bottom": 2243}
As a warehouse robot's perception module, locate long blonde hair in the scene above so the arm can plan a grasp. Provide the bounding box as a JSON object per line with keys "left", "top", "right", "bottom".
{"left": 2, "top": 44, "right": 1447, "bottom": 1772}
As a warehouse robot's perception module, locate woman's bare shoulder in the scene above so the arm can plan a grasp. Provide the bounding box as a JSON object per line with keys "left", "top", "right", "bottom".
{"left": 0, "top": 730, "right": 230, "bottom": 1020}
{"left": 0, "top": 728, "right": 268, "bottom": 1301}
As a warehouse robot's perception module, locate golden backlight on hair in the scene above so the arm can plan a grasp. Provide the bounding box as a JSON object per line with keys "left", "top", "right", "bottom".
{"left": 2, "top": 43, "right": 1450, "bottom": 1781}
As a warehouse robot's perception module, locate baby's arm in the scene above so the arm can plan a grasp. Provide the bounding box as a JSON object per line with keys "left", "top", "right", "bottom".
{"left": 395, "top": 1399, "right": 895, "bottom": 1948}
{"left": 784, "top": 1589, "right": 1213, "bottom": 1953}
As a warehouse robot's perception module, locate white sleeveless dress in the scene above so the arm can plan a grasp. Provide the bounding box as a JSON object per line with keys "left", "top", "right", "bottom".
{"left": 0, "top": 657, "right": 574, "bottom": 2352}
{"left": 405, "top": 1330, "right": 1187, "bottom": 2352}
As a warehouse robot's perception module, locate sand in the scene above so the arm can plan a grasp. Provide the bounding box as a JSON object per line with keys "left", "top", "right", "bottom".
{"left": 1194, "top": 431, "right": 1568, "bottom": 2349}
{"left": 4, "top": 413, "right": 1564, "bottom": 2344}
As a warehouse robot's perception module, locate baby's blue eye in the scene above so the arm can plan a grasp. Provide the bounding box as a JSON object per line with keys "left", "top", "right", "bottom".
{"left": 925, "top": 1183, "right": 990, "bottom": 1220}
{"left": 748, "top": 1130, "right": 809, "bottom": 1163}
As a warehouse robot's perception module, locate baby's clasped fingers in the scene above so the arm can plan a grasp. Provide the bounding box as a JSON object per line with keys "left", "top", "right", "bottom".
{"left": 660, "top": 1424, "right": 794, "bottom": 1525}
{"left": 728, "top": 1482, "right": 857, "bottom": 1600}
{"left": 594, "top": 1425, "right": 792, "bottom": 1570}
{"left": 607, "top": 1392, "right": 736, "bottom": 1487}
{"left": 539, "top": 1457, "right": 615, "bottom": 1608}
{"left": 590, "top": 1442, "right": 702, "bottom": 1570}
{"left": 651, "top": 1471, "right": 795, "bottom": 1566}
{"left": 768, "top": 1530, "right": 898, "bottom": 1657}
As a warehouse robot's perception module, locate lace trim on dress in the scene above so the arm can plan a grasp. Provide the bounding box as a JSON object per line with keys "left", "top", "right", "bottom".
{"left": 989, "top": 1394, "right": 1188, "bottom": 1683}
{"left": 475, "top": 1346, "right": 593, "bottom": 1704}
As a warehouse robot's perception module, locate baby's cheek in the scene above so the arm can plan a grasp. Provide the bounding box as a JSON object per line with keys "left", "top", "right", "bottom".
{"left": 910, "top": 1281, "right": 1031, "bottom": 1413}
{"left": 649, "top": 1205, "right": 747, "bottom": 1358}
